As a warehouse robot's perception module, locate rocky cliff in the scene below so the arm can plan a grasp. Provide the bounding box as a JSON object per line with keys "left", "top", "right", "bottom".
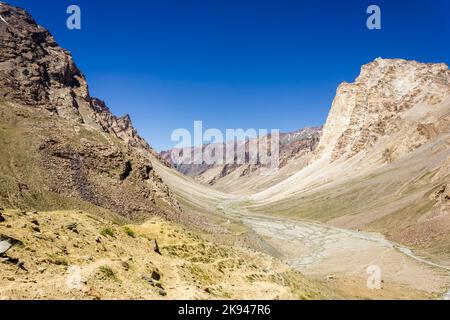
{"left": 315, "top": 58, "right": 450, "bottom": 163}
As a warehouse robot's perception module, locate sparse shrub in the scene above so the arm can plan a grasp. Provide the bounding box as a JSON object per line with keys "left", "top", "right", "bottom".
{"left": 100, "top": 227, "right": 114, "bottom": 237}
{"left": 98, "top": 265, "right": 116, "bottom": 280}
{"left": 123, "top": 226, "right": 135, "bottom": 238}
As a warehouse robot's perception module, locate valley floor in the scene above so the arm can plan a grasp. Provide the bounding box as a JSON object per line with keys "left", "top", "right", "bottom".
{"left": 218, "top": 199, "right": 450, "bottom": 300}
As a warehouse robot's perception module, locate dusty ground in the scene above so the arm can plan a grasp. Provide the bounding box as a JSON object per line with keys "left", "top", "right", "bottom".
{"left": 0, "top": 209, "right": 337, "bottom": 300}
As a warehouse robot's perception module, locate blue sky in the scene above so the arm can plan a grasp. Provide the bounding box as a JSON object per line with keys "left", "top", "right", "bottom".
{"left": 8, "top": 0, "right": 450, "bottom": 151}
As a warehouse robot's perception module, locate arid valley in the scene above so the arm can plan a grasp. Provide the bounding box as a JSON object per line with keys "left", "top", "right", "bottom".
{"left": 0, "top": 2, "right": 449, "bottom": 300}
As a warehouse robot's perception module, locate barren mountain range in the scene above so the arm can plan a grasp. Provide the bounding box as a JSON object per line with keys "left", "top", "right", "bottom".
{"left": 160, "top": 126, "right": 322, "bottom": 185}
{"left": 0, "top": 2, "right": 449, "bottom": 300}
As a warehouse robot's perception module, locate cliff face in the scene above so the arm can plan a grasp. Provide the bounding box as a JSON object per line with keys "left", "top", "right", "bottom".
{"left": 0, "top": 3, "right": 183, "bottom": 222}
{"left": 316, "top": 59, "right": 450, "bottom": 163}
{"left": 0, "top": 3, "right": 87, "bottom": 121}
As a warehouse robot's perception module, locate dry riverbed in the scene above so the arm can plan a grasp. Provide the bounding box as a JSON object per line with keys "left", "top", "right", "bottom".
{"left": 219, "top": 199, "right": 450, "bottom": 299}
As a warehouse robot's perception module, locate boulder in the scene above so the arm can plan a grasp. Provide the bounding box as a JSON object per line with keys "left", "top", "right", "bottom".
{"left": 0, "top": 240, "right": 12, "bottom": 255}
{"left": 0, "top": 234, "right": 22, "bottom": 246}
{"left": 121, "top": 261, "right": 129, "bottom": 271}
{"left": 66, "top": 223, "right": 78, "bottom": 233}
{"left": 157, "top": 288, "right": 167, "bottom": 296}
{"left": 151, "top": 239, "right": 161, "bottom": 255}
{"left": 151, "top": 270, "right": 161, "bottom": 281}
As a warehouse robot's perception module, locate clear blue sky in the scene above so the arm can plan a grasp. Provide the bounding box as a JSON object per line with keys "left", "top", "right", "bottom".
{"left": 8, "top": 0, "right": 450, "bottom": 151}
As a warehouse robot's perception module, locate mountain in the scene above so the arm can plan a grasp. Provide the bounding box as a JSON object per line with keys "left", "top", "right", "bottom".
{"left": 160, "top": 126, "right": 322, "bottom": 186}
{"left": 315, "top": 58, "right": 450, "bottom": 163}
{"left": 0, "top": 3, "right": 186, "bottom": 223}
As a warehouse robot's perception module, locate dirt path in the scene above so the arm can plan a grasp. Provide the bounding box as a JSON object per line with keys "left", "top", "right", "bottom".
{"left": 218, "top": 199, "right": 450, "bottom": 299}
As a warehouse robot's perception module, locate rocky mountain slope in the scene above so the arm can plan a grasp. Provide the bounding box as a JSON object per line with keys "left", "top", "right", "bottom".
{"left": 0, "top": 3, "right": 186, "bottom": 224}
{"left": 315, "top": 58, "right": 450, "bottom": 163}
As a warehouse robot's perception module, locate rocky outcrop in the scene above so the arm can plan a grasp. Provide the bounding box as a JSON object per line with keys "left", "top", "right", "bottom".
{"left": 37, "top": 136, "right": 181, "bottom": 219}
{"left": 315, "top": 59, "right": 450, "bottom": 163}
{"left": 0, "top": 3, "right": 87, "bottom": 122}
{"left": 90, "top": 98, "right": 155, "bottom": 153}
{"left": 278, "top": 127, "right": 322, "bottom": 167}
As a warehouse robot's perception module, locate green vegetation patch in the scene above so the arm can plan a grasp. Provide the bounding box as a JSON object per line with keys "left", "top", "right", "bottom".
{"left": 100, "top": 227, "right": 115, "bottom": 237}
